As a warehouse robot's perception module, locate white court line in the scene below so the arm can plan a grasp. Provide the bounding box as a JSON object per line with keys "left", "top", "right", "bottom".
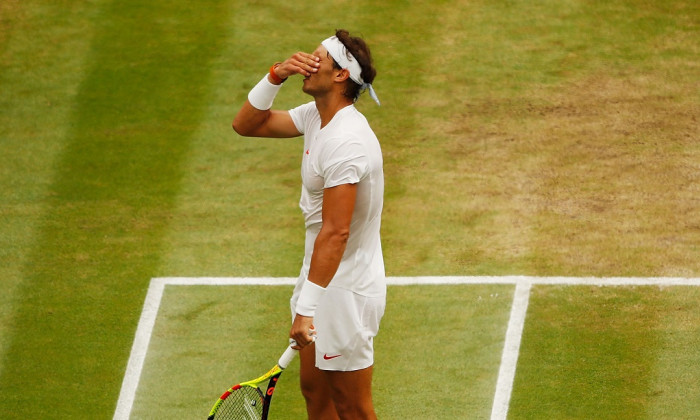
{"left": 113, "top": 278, "right": 167, "bottom": 420}
{"left": 490, "top": 280, "right": 532, "bottom": 420}
{"left": 113, "top": 276, "right": 700, "bottom": 420}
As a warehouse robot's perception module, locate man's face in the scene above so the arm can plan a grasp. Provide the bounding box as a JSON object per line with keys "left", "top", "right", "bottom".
{"left": 302, "top": 44, "right": 338, "bottom": 96}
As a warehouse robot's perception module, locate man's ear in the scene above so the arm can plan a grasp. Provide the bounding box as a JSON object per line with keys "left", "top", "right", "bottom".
{"left": 334, "top": 68, "right": 351, "bottom": 82}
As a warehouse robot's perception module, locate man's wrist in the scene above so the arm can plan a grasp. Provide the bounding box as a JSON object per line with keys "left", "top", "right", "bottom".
{"left": 248, "top": 73, "right": 283, "bottom": 110}
{"left": 268, "top": 63, "right": 287, "bottom": 85}
{"left": 295, "top": 279, "right": 326, "bottom": 317}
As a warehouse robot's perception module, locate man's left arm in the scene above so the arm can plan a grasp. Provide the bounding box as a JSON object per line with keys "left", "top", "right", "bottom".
{"left": 308, "top": 183, "right": 357, "bottom": 288}
{"left": 290, "top": 183, "right": 357, "bottom": 347}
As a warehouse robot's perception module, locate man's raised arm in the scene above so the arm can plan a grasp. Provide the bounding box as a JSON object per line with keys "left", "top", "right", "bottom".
{"left": 232, "top": 52, "right": 320, "bottom": 138}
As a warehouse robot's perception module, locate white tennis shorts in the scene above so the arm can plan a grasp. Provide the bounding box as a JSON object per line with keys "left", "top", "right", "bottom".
{"left": 291, "top": 285, "right": 385, "bottom": 371}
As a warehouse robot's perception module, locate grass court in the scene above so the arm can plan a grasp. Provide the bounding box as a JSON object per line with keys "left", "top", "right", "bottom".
{"left": 1, "top": 0, "right": 699, "bottom": 418}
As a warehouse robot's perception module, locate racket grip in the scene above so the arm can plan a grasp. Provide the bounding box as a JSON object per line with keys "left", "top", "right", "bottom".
{"left": 278, "top": 343, "right": 298, "bottom": 369}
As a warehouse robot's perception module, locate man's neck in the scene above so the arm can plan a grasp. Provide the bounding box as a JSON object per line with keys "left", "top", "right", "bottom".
{"left": 314, "top": 93, "right": 353, "bottom": 128}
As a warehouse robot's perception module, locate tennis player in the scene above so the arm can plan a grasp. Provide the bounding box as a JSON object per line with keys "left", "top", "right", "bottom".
{"left": 232, "top": 30, "right": 385, "bottom": 419}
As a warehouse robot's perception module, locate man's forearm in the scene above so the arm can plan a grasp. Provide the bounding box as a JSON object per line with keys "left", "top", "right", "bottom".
{"left": 293, "top": 228, "right": 347, "bottom": 319}
{"left": 307, "top": 227, "right": 349, "bottom": 288}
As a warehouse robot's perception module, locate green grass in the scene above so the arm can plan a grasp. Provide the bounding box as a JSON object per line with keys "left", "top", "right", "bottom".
{"left": 1, "top": 0, "right": 233, "bottom": 416}
{"left": 511, "top": 286, "right": 700, "bottom": 419}
{"left": 126, "top": 282, "right": 700, "bottom": 419}
{"left": 128, "top": 284, "right": 513, "bottom": 419}
{"left": 1, "top": 0, "right": 699, "bottom": 418}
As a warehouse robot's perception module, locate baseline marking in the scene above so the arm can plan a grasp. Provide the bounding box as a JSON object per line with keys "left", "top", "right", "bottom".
{"left": 113, "top": 276, "right": 700, "bottom": 420}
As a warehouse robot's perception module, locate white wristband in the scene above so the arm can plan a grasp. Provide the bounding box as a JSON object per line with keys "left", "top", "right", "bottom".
{"left": 295, "top": 279, "right": 327, "bottom": 317}
{"left": 247, "top": 73, "right": 282, "bottom": 110}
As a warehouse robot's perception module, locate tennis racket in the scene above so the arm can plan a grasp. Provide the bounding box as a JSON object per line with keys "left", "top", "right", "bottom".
{"left": 207, "top": 343, "right": 298, "bottom": 420}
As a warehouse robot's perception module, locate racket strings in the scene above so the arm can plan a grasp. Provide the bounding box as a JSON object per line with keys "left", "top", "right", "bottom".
{"left": 214, "top": 386, "right": 264, "bottom": 420}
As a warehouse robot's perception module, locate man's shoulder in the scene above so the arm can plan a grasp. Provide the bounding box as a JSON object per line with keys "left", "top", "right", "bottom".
{"left": 289, "top": 101, "right": 318, "bottom": 119}
{"left": 288, "top": 101, "right": 319, "bottom": 134}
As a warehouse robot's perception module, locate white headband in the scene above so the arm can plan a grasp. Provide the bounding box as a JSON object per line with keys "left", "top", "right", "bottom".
{"left": 321, "top": 36, "right": 380, "bottom": 105}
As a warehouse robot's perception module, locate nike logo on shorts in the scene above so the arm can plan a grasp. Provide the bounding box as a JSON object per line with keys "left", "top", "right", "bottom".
{"left": 323, "top": 353, "right": 342, "bottom": 360}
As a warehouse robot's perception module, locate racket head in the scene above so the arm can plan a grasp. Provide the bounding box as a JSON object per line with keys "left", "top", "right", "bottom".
{"left": 207, "top": 345, "right": 298, "bottom": 419}
{"left": 207, "top": 384, "right": 265, "bottom": 420}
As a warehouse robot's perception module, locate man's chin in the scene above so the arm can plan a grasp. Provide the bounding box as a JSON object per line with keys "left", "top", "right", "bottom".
{"left": 301, "top": 80, "right": 313, "bottom": 95}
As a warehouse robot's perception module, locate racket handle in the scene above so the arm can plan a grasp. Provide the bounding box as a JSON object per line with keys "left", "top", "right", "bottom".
{"left": 278, "top": 343, "right": 298, "bottom": 369}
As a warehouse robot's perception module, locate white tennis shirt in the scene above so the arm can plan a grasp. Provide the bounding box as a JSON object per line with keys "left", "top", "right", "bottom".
{"left": 289, "top": 102, "right": 386, "bottom": 298}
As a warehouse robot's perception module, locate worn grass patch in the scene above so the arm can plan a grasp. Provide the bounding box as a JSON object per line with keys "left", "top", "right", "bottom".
{"left": 378, "top": 0, "right": 700, "bottom": 276}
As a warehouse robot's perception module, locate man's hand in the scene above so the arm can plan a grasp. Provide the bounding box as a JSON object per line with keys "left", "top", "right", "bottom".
{"left": 274, "top": 52, "right": 320, "bottom": 80}
{"left": 290, "top": 314, "right": 316, "bottom": 349}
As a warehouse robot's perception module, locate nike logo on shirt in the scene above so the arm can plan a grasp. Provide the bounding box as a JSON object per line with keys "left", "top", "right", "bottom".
{"left": 323, "top": 353, "right": 342, "bottom": 360}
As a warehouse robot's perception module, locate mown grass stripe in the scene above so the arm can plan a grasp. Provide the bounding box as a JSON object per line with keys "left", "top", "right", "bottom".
{"left": 0, "top": 1, "right": 231, "bottom": 417}
{"left": 0, "top": 1, "right": 100, "bottom": 378}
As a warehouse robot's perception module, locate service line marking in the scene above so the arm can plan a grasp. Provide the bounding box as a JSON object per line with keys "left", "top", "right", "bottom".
{"left": 113, "top": 276, "right": 700, "bottom": 420}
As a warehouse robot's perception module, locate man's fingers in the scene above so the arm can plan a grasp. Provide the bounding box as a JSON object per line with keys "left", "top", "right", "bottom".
{"left": 290, "top": 327, "right": 317, "bottom": 349}
{"left": 293, "top": 51, "right": 320, "bottom": 65}
{"left": 281, "top": 52, "right": 320, "bottom": 77}
{"left": 290, "top": 335, "right": 312, "bottom": 349}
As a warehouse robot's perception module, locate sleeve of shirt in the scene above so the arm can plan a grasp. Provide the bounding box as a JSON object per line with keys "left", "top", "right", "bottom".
{"left": 319, "top": 136, "right": 369, "bottom": 189}
{"left": 288, "top": 101, "right": 316, "bottom": 134}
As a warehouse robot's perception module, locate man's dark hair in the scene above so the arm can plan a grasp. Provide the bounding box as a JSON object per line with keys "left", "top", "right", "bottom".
{"left": 332, "top": 29, "right": 377, "bottom": 102}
